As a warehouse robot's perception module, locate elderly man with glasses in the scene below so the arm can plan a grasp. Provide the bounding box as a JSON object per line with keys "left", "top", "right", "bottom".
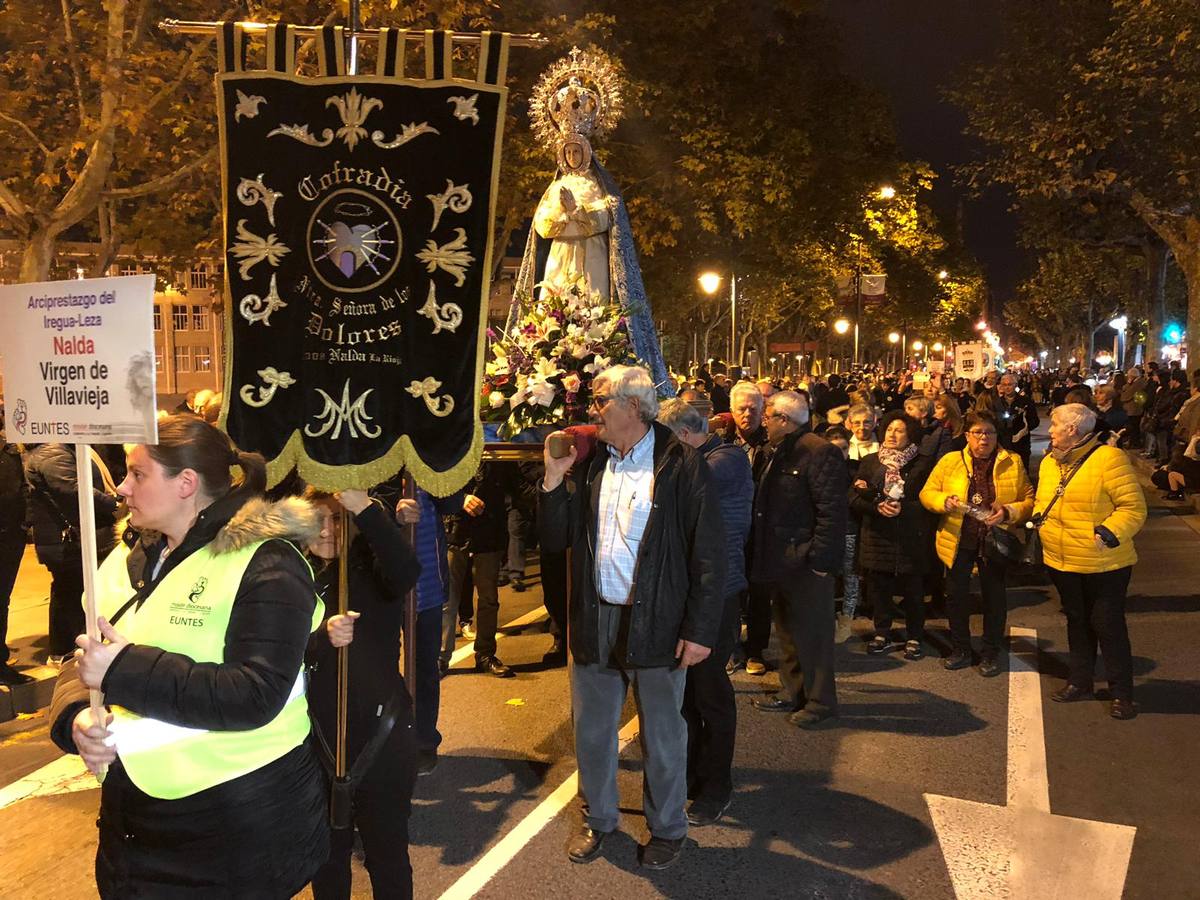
{"left": 540, "top": 365, "right": 725, "bottom": 869}
{"left": 995, "top": 372, "right": 1040, "bottom": 474}
{"left": 920, "top": 410, "right": 1034, "bottom": 676}
{"left": 748, "top": 391, "right": 848, "bottom": 727}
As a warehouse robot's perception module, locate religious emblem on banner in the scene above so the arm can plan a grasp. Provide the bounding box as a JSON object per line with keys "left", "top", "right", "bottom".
{"left": 216, "top": 25, "right": 510, "bottom": 494}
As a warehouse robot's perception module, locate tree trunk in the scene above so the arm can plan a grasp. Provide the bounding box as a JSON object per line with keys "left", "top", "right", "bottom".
{"left": 20, "top": 228, "right": 59, "bottom": 282}
{"left": 1130, "top": 194, "right": 1200, "bottom": 370}
{"left": 1175, "top": 244, "right": 1200, "bottom": 372}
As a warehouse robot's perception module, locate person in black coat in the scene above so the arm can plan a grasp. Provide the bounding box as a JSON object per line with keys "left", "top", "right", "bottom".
{"left": 23, "top": 443, "right": 121, "bottom": 664}
{"left": 446, "top": 461, "right": 518, "bottom": 677}
{"left": 539, "top": 364, "right": 724, "bottom": 869}
{"left": 851, "top": 412, "right": 934, "bottom": 660}
{"left": 748, "top": 391, "right": 848, "bottom": 727}
{"left": 304, "top": 488, "right": 421, "bottom": 900}
{"left": 48, "top": 416, "right": 328, "bottom": 898}
{"left": 0, "top": 416, "right": 30, "bottom": 685}
{"left": 996, "top": 373, "right": 1040, "bottom": 473}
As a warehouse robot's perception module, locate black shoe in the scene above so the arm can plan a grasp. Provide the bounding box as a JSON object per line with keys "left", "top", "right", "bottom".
{"left": 416, "top": 749, "right": 438, "bottom": 776}
{"left": 750, "top": 694, "right": 798, "bottom": 713}
{"left": 497, "top": 571, "right": 511, "bottom": 586}
{"left": 903, "top": 639, "right": 925, "bottom": 661}
{"left": 1110, "top": 698, "right": 1137, "bottom": 720}
{"left": 687, "top": 794, "right": 731, "bottom": 827}
{"left": 0, "top": 663, "right": 34, "bottom": 686}
{"left": 978, "top": 655, "right": 1001, "bottom": 678}
{"left": 788, "top": 707, "right": 839, "bottom": 729}
{"left": 437, "top": 656, "right": 450, "bottom": 677}
{"left": 725, "top": 655, "right": 746, "bottom": 676}
{"left": 1051, "top": 683, "right": 1094, "bottom": 703}
{"left": 943, "top": 649, "right": 972, "bottom": 671}
{"left": 476, "top": 655, "right": 514, "bottom": 678}
{"left": 566, "top": 824, "right": 610, "bottom": 863}
{"left": 639, "top": 835, "right": 685, "bottom": 870}
{"left": 867, "top": 634, "right": 895, "bottom": 655}
{"left": 1164, "top": 490, "right": 1187, "bottom": 502}
{"left": 510, "top": 575, "right": 526, "bottom": 593}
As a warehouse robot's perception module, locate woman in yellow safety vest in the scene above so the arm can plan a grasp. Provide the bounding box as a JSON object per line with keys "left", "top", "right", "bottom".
{"left": 48, "top": 415, "right": 329, "bottom": 897}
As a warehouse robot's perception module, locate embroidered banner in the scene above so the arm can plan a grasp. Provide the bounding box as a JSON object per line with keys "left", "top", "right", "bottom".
{"left": 216, "top": 27, "right": 509, "bottom": 495}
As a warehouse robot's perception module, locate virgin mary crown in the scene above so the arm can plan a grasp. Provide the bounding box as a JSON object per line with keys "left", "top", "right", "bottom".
{"left": 529, "top": 47, "right": 623, "bottom": 151}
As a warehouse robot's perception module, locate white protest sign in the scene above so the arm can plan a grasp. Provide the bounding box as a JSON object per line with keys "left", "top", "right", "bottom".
{"left": 954, "top": 341, "right": 983, "bottom": 380}
{"left": 0, "top": 275, "right": 158, "bottom": 445}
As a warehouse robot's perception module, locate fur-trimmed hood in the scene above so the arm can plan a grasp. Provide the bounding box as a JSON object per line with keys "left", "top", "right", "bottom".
{"left": 210, "top": 496, "right": 321, "bottom": 554}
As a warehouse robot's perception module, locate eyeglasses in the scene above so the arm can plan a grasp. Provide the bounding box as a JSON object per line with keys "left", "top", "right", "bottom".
{"left": 966, "top": 429, "right": 997, "bottom": 438}
{"left": 589, "top": 394, "right": 614, "bottom": 410}
{"left": 765, "top": 412, "right": 790, "bottom": 422}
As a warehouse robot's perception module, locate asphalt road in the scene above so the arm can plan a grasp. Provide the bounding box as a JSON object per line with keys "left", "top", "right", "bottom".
{"left": 1, "top": 437, "right": 1197, "bottom": 899}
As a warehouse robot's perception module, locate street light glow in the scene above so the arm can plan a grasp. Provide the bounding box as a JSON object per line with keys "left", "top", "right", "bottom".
{"left": 912, "top": 340, "right": 924, "bottom": 351}
{"left": 833, "top": 318, "right": 851, "bottom": 335}
{"left": 878, "top": 185, "right": 896, "bottom": 200}
{"left": 932, "top": 341, "right": 943, "bottom": 352}
{"left": 698, "top": 271, "right": 722, "bottom": 295}
{"left": 1109, "top": 316, "right": 1128, "bottom": 331}
{"left": 976, "top": 319, "right": 988, "bottom": 331}
{"left": 937, "top": 270, "right": 949, "bottom": 280}
{"left": 1039, "top": 350, "right": 1049, "bottom": 359}
{"left": 888, "top": 331, "right": 900, "bottom": 344}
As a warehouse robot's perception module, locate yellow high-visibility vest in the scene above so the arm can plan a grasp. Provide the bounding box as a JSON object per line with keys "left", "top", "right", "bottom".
{"left": 94, "top": 539, "right": 322, "bottom": 800}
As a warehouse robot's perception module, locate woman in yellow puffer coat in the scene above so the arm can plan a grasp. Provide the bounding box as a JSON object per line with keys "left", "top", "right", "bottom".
{"left": 1036, "top": 403, "right": 1146, "bottom": 720}
{"left": 921, "top": 411, "right": 1034, "bottom": 676}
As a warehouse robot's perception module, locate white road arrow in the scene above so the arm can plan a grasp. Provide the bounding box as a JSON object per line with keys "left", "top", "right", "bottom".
{"left": 925, "top": 626, "right": 1137, "bottom": 899}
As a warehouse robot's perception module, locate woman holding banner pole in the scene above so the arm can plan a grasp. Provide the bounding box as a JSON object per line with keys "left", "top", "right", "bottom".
{"left": 48, "top": 415, "right": 329, "bottom": 897}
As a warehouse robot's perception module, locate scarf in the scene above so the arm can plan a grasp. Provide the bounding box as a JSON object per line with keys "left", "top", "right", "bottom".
{"left": 877, "top": 443, "right": 919, "bottom": 499}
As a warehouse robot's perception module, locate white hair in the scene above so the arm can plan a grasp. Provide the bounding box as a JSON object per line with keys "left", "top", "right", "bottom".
{"left": 596, "top": 364, "right": 659, "bottom": 423}
{"left": 1053, "top": 402, "right": 1097, "bottom": 435}
{"left": 904, "top": 396, "right": 931, "bottom": 417}
{"left": 657, "top": 397, "right": 708, "bottom": 436}
{"left": 730, "top": 381, "right": 764, "bottom": 408}
{"left": 846, "top": 403, "right": 876, "bottom": 423}
{"left": 770, "top": 390, "right": 810, "bottom": 426}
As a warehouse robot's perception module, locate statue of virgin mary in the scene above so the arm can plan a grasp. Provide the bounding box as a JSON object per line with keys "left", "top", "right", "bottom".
{"left": 507, "top": 49, "right": 671, "bottom": 394}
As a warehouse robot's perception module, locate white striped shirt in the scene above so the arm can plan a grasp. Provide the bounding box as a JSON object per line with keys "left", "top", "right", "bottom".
{"left": 595, "top": 427, "right": 655, "bottom": 605}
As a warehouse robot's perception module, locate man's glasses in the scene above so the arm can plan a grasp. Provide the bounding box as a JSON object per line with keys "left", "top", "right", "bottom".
{"left": 589, "top": 394, "right": 613, "bottom": 410}
{"left": 966, "top": 429, "right": 997, "bottom": 438}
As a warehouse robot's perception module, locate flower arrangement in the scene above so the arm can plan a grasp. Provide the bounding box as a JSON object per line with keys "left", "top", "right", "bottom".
{"left": 482, "top": 276, "right": 634, "bottom": 437}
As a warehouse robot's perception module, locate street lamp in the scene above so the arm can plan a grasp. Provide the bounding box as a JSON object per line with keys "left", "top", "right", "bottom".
{"left": 699, "top": 270, "right": 738, "bottom": 369}
{"left": 834, "top": 318, "right": 851, "bottom": 335}
{"left": 976, "top": 319, "right": 988, "bottom": 331}
{"left": 878, "top": 185, "right": 896, "bottom": 200}
{"left": 932, "top": 341, "right": 943, "bottom": 352}
{"left": 937, "top": 270, "right": 949, "bottom": 281}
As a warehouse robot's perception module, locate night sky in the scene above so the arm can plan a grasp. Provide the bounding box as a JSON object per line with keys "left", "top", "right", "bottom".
{"left": 821, "top": 0, "right": 1026, "bottom": 302}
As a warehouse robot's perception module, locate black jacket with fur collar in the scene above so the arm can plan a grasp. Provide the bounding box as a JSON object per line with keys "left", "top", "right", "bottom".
{"left": 50, "top": 491, "right": 321, "bottom": 752}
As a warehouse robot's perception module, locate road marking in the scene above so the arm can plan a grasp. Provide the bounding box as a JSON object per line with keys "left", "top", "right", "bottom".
{"left": 0, "top": 752, "right": 92, "bottom": 811}
{"left": 448, "top": 607, "right": 549, "bottom": 668}
{"left": 437, "top": 715, "right": 641, "bottom": 900}
{"left": 925, "top": 626, "right": 1137, "bottom": 899}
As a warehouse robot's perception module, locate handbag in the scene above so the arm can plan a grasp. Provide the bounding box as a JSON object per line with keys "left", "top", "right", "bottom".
{"left": 984, "top": 525, "right": 1023, "bottom": 564}
{"left": 1023, "top": 444, "right": 1102, "bottom": 567}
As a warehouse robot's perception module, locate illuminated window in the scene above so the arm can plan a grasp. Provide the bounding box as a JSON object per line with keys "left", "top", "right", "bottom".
{"left": 153, "top": 307, "right": 162, "bottom": 331}
{"left": 155, "top": 350, "right": 163, "bottom": 371}
{"left": 189, "top": 265, "right": 209, "bottom": 290}
{"left": 193, "top": 345, "right": 212, "bottom": 372}
{"left": 172, "top": 304, "right": 188, "bottom": 330}
{"left": 174, "top": 345, "right": 191, "bottom": 373}
{"left": 191, "top": 304, "right": 209, "bottom": 331}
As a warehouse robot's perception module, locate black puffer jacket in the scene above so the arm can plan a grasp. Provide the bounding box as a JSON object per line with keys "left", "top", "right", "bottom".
{"left": 851, "top": 452, "right": 934, "bottom": 575}
{"left": 307, "top": 501, "right": 420, "bottom": 758}
{"left": 23, "top": 443, "right": 119, "bottom": 568}
{"left": 750, "top": 427, "right": 848, "bottom": 581}
{"left": 539, "top": 422, "right": 726, "bottom": 667}
{"left": 448, "top": 461, "right": 516, "bottom": 554}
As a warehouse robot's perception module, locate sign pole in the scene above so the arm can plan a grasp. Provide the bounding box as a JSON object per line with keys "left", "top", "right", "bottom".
{"left": 335, "top": 508, "right": 351, "bottom": 780}
{"left": 74, "top": 446, "right": 107, "bottom": 783}
{"left": 402, "top": 477, "right": 417, "bottom": 705}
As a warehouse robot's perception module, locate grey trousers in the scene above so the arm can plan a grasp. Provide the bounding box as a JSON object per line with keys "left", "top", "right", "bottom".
{"left": 770, "top": 568, "right": 838, "bottom": 713}
{"left": 571, "top": 602, "right": 689, "bottom": 840}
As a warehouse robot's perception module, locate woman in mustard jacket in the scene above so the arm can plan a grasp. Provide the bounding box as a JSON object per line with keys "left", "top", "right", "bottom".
{"left": 921, "top": 411, "right": 1034, "bottom": 676}
{"left": 1036, "top": 403, "right": 1147, "bottom": 719}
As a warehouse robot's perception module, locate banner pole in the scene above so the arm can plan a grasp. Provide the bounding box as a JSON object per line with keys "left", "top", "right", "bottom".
{"left": 75, "top": 445, "right": 107, "bottom": 783}
{"left": 400, "top": 475, "right": 415, "bottom": 715}
{"left": 346, "top": 0, "right": 361, "bottom": 76}
{"left": 335, "top": 507, "right": 350, "bottom": 779}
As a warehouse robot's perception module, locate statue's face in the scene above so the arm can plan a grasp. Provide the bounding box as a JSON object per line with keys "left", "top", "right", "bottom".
{"left": 564, "top": 142, "right": 584, "bottom": 170}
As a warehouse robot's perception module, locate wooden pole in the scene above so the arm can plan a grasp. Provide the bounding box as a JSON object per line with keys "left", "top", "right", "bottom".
{"left": 75, "top": 445, "right": 106, "bottom": 783}
{"left": 158, "top": 18, "right": 547, "bottom": 46}
{"left": 335, "top": 507, "right": 350, "bottom": 778}
{"left": 402, "top": 476, "right": 417, "bottom": 702}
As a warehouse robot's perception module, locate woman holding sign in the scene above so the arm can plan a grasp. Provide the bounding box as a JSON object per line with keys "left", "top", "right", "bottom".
{"left": 47, "top": 415, "right": 328, "bottom": 898}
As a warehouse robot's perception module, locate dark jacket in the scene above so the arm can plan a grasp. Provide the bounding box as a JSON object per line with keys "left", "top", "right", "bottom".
{"left": 48, "top": 492, "right": 328, "bottom": 898}
{"left": 23, "top": 443, "right": 119, "bottom": 568}
{"left": 699, "top": 434, "right": 753, "bottom": 596}
{"left": 1154, "top": 385, "right": 1189, "bottom": 431}
{"left": 0, "top": 440, "right": 25, "bottom": 534}
{"left": 448, "top": 461, "right": 515, "bottom": 554}
{"left": 539, "top": 422, "right": 725, "bottom": 667}
{"left": 996, "top": 393, "right": 1039, "bottom": 453}
{"left": 851, "top": 451, "right": 934, "bottom": 575}
{"left": 920, "top": 423, "right": 965, "bottom": 461}
{"left": 750, "top": 427, "right": 848, "bottom": 582}
{"left": 307, "top": 501, "right": 420, "bottom": 757}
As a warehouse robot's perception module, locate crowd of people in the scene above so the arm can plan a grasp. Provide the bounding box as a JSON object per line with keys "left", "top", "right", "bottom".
{"left": 0, "top": 353, "right": 1190, "bottom": 894}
